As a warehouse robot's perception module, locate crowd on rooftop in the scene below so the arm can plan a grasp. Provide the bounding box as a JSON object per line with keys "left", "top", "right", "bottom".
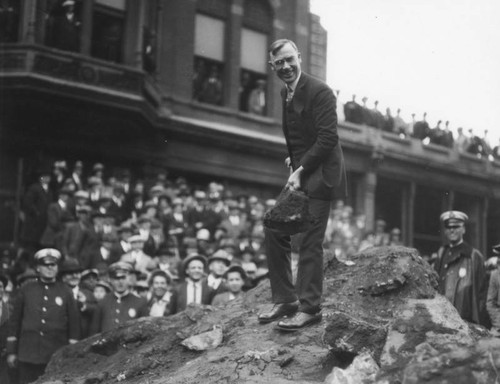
{"left": 341, "top": 94, "right": 500, "bottom": 160}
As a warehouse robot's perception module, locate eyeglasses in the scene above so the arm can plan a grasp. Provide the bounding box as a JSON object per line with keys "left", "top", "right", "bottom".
{"left": 269, "top": 55, "right": 299, "bottom": 70}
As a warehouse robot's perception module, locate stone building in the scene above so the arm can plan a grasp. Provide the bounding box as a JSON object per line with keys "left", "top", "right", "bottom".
{"left": 0, "top": 0, "right": 499, "bottom": 256}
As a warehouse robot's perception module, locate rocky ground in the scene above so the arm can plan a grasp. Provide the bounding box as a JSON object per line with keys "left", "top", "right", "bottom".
{"left": 36, "top": 246, "right": 500, "bottom": 384}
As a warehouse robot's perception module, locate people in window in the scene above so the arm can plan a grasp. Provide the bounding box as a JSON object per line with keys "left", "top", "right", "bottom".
{"left": 46, "top": 0, "right": 81, "bottom": 52}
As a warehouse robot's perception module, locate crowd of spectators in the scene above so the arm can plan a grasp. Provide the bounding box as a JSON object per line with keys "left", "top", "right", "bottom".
{"left": 0, "top": 159, "right": 403, "bottom": 383}
{"left": 324, "top": 200, "right": 402, "bottom": 263}
{"left": 341, "top": 94, "right": 500, "bottom": 160}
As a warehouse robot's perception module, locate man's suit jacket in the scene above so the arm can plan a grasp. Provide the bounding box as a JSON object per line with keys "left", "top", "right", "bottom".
{"left": 41, "top": 202, "right": 74, "bottom": 248}
{"left": 168, "top": 279, "right": 214, "bottom": 314}
{"left": 20, "top": 182, "right": 52, "bottom": 245}
{"left": 62, "top": 221, "right": 100, "bottom": 269}
{"left": 281, "top": 72, "right": 346, "bottom": 200}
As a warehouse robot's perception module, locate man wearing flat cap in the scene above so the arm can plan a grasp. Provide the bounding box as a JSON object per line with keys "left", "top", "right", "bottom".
{"left": 6, "top": 249, "right": 80, "bottom": 384}
{"left": 168, "top": 254, "right": 214, "bottom": 314}
{"left": 90, "top": 262, "right": 148, "bottom": 335}
{"left": 433, "top": 210, "right": 488, "bottom": 326}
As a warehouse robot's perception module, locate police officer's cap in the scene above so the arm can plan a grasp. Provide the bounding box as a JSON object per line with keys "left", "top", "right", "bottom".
{"left": 108, "top": 261, "right": 133, "bottom": 278}
{"left": 440, "top": 211, "right": 468, "bottom": 227}
{"left": 34, "top": 248, "right": 62, "bottom": 264}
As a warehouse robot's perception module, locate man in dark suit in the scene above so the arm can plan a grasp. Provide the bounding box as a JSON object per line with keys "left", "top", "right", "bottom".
{"left": 41, "top": 187, "right": 75, "bottom": 249}
{"left": 20, "top": 168, "right": 53, "bottom": 253}
{"left": 61, "top": 205, "right": 100, "bottom": 270}
{"left": 168, "top": 254, "right": 214, "bottom": 314}
{"left": 257, "top": 39, "right": 345, "bottom": 331}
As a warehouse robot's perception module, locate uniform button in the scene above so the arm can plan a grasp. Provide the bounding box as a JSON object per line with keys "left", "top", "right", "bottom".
{"left": 116, "top": 309, "right": 120, "bottom": 314}
{"left": 40, "top": 331, "right": 44, "bottom": 336}
{"left": 44, "top": 296, "right": 48, "bottom": 301}
{"left": 42, "top": 307, "right": 47, "bottom": 312}
{"left": 45, "top": 285, "right": 49, "bottom": 290}
{"left": 41, "top": 319, "right": 46, "bottom": 324}
{"left": 115, "top": 319, "right": 119, "bottom": 323}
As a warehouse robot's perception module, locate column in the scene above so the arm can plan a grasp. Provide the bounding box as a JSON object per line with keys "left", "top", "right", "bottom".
{"left": 225, "top": 0, "right": 243, "bottom": 109}
{"left": 402, "top": 182, "right": 415, "bottom": 247}
{"left": 80, "top": 0, "right": 93, "bottom": 55}
{"left": 123, "top": 0, "right": 144, "bottom": 67}
{"left": 480, "top": 197, "right": 489, "bottom": 255}
{"left": 19, "top": 0, "right": 37, "bottom": 44}
{"left": 157, "top": 0, "right": 196, "bottom": 100}
{"left": 356, "top": 171, "right": 377, "bottom": 232}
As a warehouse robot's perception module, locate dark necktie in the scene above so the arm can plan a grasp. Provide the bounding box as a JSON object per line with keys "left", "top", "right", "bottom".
{"left": 286, "top": 86, "right": 294, "bottom": 106}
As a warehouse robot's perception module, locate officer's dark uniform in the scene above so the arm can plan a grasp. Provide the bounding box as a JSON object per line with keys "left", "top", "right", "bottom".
{"left": 89, "top": 261, "right": 148, "bottom": 335}
{"left": 90, "top": 291, "right": 148, "bottom": 334}
{"left": 7, "top": 248, "right": 80, "bottom": 383}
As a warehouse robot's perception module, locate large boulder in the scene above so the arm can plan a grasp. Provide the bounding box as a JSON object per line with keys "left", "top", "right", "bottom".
{"left": 36, "top": 246, "right": 497, "bottom": 384}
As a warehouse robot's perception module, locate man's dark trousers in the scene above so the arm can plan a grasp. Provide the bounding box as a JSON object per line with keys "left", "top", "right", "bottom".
{"left": 265, "top": 197, "right": 331, "bottom": 314}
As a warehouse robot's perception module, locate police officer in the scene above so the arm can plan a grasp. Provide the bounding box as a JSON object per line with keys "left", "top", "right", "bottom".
{"left": 89, "top": 262, "right": 148, "bottom": 335}
{"left": 433, "top": 211, "right": 488, "bottom": 326}
{"left": 6, "top": 248, "right": 80, "bottom": 384}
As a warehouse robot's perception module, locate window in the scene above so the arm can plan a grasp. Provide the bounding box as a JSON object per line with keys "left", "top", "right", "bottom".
{"left": 239, "top": 28, "right": 268, "bottom": 114}
{"left": 240, "top": 0, "right": 272, "bottom": 115}
{"left": 0, "top": 0, "right": 20, "bottom": 42}
{"left": 45, "top": 0, "right": 82, "bottom": 52}
{"left": 143, "top": 1, "right": 159, "bottom": 74}
{"left": 193, "top": 14, "right": 226, "bottom": 106}
{"left": 91, "top": 2, "right": 126, "bottom": 63}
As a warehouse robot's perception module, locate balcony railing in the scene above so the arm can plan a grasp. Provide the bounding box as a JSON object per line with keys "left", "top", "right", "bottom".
{"left": 0, "top": 44, "right": 144, "bottom": 97}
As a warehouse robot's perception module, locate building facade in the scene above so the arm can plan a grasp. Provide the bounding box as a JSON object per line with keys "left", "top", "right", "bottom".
{"left": 1, "top": 0, "right": 499, "bottom": 257}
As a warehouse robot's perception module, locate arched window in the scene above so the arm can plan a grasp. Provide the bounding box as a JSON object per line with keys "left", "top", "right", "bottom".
{"left": 193, "top": 0, "right": 229, "bottom": 106}
{"left": 239, "top": 0, "right": 272, "bottom": 115}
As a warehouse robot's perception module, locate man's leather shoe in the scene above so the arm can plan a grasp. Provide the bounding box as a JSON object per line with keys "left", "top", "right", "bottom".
{"left": 258, "top": 302, "right": 299, "bottom": 324}
{"left": 276, "top": 311, "right": 322, "bottom": 331}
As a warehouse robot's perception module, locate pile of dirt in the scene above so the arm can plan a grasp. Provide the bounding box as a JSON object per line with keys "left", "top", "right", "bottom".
{"left": 36, "top": 246, "right": 499, "bottom": 384}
